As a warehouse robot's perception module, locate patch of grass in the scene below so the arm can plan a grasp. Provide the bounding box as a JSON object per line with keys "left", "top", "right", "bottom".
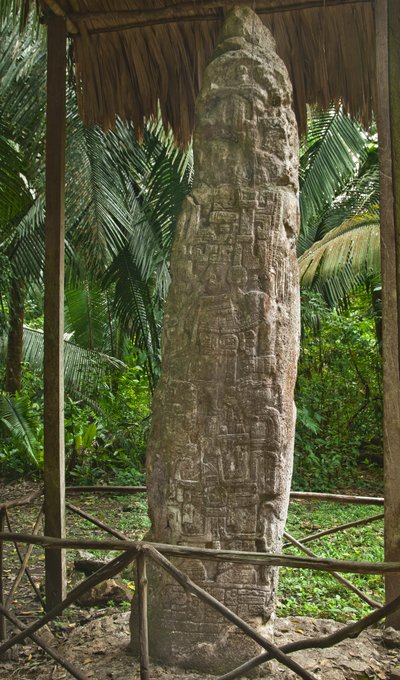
{"left": 277, "top": 501, "right": 384, "bottom": 621}
{"left": 65, "top": 491, "right": 385, "bottom": 623}
{"left": 116, "top": 494, "right": 151, "bottom": 535}
{"left": 65, "top": 492, "right": 151, "bottom": 567}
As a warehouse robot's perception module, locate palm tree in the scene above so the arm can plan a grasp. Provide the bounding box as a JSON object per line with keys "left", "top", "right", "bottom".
{"left": 298, "top": 108, "right": 380, "bottom": 306}
{"left": 0, "top": 19, "right": 46, "bottom": 393}
{"left": 0, "top": 13, "right": 193, "bottom": 474}
{"left": 0, "top": 16, "right": 192, "bottom": 394}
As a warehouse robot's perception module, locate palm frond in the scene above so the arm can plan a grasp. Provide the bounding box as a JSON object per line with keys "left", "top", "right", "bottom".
{"left": 104, "top": 119, "right": 192, "bottom": 301}
{"left": 0, "top": 21, "right": 46, "bottom": 157}
{"left": 0, "top": 391, "right": 40, "bottom": 465}
{"left": 299, "top": 210, "right": 380, "bottom": 304}
{"left": 5, "top": 196, "right": 45, "bottom": 281}
{"left": 319, "top": 163, "right": 380, "bottom": 237}
{"left": 65, "top": 108, "right": 133, "bottom": 273}
{"left": 0, "top": 0, "right": 36, "bottom": 31}
{"left": 64, "top": 282, "right": 109, "bottom": 352}
{"left": 21, "top": 326, "right": 126, "bottom": 395}
{"left": 0, "top": 131, "right": 32, "bottom": 224}
{"left": 104, "top": 247, "right": 161, "bottom": 388}
{"left": 299, "top": 108, "right": 369, "bottom": 252}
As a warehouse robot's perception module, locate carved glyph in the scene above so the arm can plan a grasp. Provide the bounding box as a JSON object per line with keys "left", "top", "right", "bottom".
{"left": 131, "top": 6, "right": 300, "bottom": 673}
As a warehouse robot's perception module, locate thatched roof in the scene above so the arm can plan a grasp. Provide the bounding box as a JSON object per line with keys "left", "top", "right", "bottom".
{"left": 42, "top": 0, "right": 376, "bottom": 144}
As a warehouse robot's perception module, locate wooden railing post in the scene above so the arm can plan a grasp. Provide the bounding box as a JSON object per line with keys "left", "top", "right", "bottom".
{"left": 0, "top": 509, "right": 6, "bottom": 643}
{"left": 137, "top": 552, "right": 150, "bottom": 680}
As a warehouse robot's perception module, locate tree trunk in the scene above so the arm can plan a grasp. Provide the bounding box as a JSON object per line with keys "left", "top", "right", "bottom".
{"left": 5, "top": 277, "right": 25, "bottom": 395}
{"left": 130, "top": 7, "right": 300, "bottom": 673}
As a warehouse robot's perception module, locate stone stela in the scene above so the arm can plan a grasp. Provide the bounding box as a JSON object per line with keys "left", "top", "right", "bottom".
{"left": 131, "top": 6, "right": 300, "bottom": 673}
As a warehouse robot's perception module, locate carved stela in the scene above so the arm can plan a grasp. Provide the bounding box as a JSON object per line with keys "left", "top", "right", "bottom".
{"left": 130, "top": 6, "right": 300, "bottom": 673}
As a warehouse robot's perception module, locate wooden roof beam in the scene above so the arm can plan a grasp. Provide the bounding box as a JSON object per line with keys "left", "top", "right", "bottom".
{"left": 68, "top": 0, "right": 371, "bottom": 27}
{"left": 42, "top": 0, "right": 79, "bottom": 34}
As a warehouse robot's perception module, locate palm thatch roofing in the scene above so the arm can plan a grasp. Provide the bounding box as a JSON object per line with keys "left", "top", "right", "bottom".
{"left": 40, "top": 0, "right": 375, "bottom": 144}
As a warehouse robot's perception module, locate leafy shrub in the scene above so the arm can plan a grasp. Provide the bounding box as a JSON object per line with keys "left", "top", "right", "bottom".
{"left": 64, "top": 352, "right": 151, "bottom": 485}
{"left": 0, "top": 350, "right": 151, "bottom": 483}
{"left": 0, "top": 365, "right": 44, "bottom": 476}
{"left": 294, "top": 290, "right": 382, "bottom": 491}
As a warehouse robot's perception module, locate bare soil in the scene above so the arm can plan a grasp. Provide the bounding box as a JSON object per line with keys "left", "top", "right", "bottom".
{"left": 1, "top": 612, "right": 400, "bottom": 679}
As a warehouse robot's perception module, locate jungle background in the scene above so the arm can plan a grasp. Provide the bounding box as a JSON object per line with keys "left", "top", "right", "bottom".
{"left": 0, "top": 15, "right": 384, "bottom": 623}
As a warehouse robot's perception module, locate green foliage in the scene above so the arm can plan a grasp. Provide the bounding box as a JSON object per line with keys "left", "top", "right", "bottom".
{"left": 299, "top": 108, "right": 370, "bottom": 253}
{"left": 299, "top": 211, "right": 380, "bottom": 305}
{"left": 299, "top": 109, "right": 380, "bottom": 306}
{"left": 0, "top": 334, "right": 151, "bottom": 482}
{"left": 64, "top": 351, "right": 150, "bottom": 485}
{"left": 278, "top": 501, "right": 384, "bottom": 621}
{"left": 294, "top": 290, "right": 382, "bottom": 491}
{"left": 0, "top": 11, "right": 189, "bottom": 482}
{"left": 0, "top": 365, "right": 43, "bottom": 475}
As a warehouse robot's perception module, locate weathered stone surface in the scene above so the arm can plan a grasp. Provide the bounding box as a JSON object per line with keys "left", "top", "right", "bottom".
{"left": 131, "top": 6, "right": 300, "bottom": 673}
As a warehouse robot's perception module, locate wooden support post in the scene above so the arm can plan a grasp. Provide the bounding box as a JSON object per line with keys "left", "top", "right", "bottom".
{"left": 44, "top": 13, "right": 67, "bottom": 611}
{"left": 137, "top": 552, "right": 150, "bottom": 680}
{"left": 0, "top": 509, "right": 6, "bottom": 643}
{"left": 375, "top": 0, "right": 400, "bottom": 629}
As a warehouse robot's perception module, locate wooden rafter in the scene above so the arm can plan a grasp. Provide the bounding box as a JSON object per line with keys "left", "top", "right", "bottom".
{"left": 40, "top": 0, "right": 372, "bottom": 36}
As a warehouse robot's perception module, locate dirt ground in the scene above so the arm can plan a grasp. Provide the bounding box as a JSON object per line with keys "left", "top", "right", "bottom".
{"left": 1, "top": 612, "right": 400, "bottom": 679}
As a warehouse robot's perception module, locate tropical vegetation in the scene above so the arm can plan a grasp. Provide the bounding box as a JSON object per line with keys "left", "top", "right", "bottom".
{"left": 0, "top": 14, "right": 383, "bottom": 493}
{"left": 0, "top": 17, "right": 192, "bottom": 481}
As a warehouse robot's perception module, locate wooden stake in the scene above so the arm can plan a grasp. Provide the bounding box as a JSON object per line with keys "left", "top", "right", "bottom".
{"left": 66, "top": 485, "right": 146, "bottom": 495}
{"left": 44, "top": 13, "right": 67, "bottom": 611}
{"left": 1, "top": 533, "right": 400, "bottom": 575}
{"left": 5, "top": 507, "right": 44, "bottom": 608}
{"left": 0, "top": 510, "right": 6, "bottom": 643}
{"left": 375, "top": 0, "right": 400, "bottom": 629}
{"left": 137, "top": 552, "right": 150, "bottom": 680}
{"left": 66, "top": 501, "right": 129, "bottom": 540}
{"left": 283, "top": 513, "right": 384, "bottom": 547}
{"left": 64, "top": 488, "right": 382, "bottom": 503}
{"left": 289, "top": 492, "right": 384, "bottom": 505}
{"left": 0, "top": 487, "right": 43, "bottom": 511}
